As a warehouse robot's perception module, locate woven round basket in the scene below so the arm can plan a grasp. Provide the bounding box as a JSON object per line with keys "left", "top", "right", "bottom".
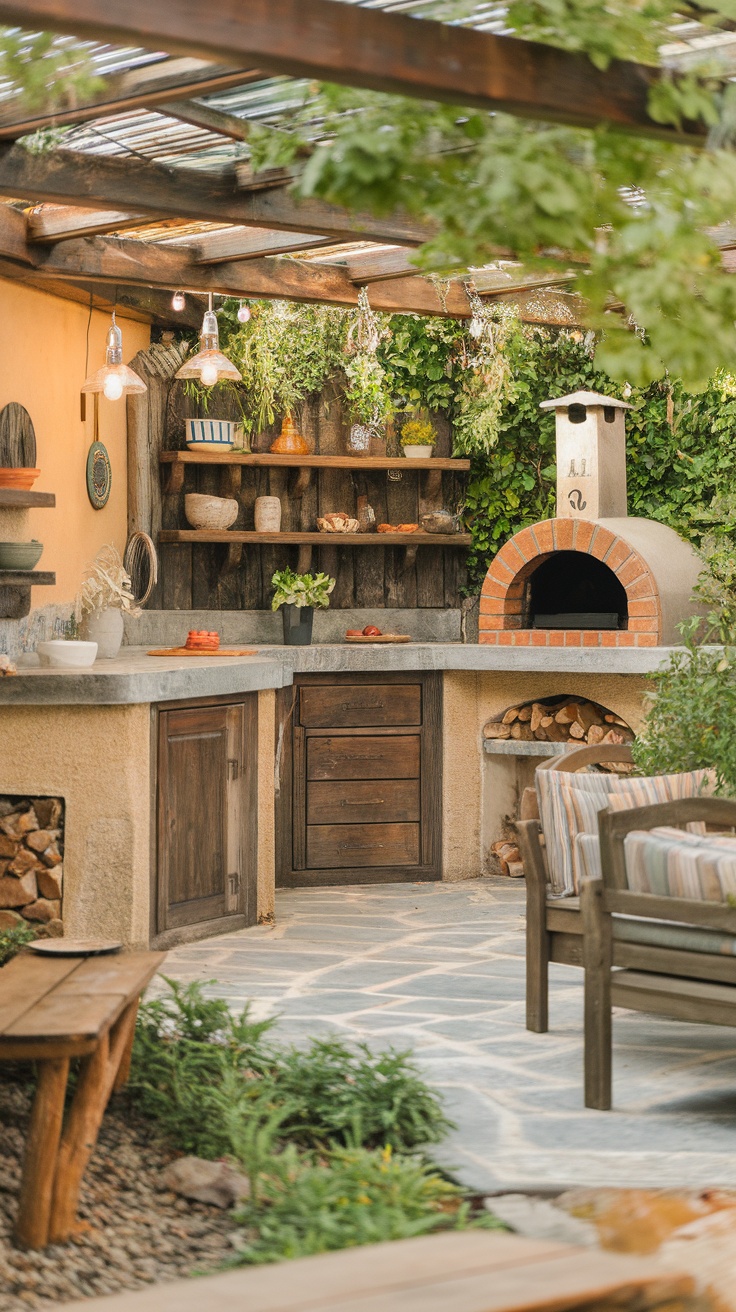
{"left": 185, "top": 493, "right": 239, "bottom": 531}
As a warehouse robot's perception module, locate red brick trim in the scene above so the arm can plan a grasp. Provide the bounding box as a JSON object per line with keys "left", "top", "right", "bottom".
{"left": 479, "top": 518, "right": 662, "bottom": 643}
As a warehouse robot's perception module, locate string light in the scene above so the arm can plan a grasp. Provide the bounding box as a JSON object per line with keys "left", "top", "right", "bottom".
{"left": 237, "top": 301, "right": 251, "bottom": 323}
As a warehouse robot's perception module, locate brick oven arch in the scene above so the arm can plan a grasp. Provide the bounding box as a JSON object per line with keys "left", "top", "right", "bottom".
{"left": 479, "top": 518, "right": 662, "bottom": 646}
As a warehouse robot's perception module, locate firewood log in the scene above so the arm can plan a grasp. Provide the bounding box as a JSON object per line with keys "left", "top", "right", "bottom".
{"left": 484, "top": 722, "right": 512, "bottom": 739}
{"left": 502, "top": 706, "right": 519, "bottom": 725}
{"left": 574, "top": 703, "right": 602, "bottom": 732}
{"left": 517, "top": 705, "right": 533, "bottom": 722}
{"left": 530, "top": 704, "right": 545, "bottom": 734}
{"left": 586, "top": 724, "right": 605, "bottom": 745}
{"left": 569, "top": 721, "right": 586, "bottom": 739}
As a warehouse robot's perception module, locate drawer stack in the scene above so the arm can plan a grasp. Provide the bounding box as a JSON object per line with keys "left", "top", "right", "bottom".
{"left": 278, "top": 673, "right": 442, "bottom": 887}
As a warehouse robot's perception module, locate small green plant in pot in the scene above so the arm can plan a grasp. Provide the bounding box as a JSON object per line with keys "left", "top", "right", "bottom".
{"left": 400, "top": 417, "right": 436, "bottom": 459}
{"left": 271, "top": 568, "right": 335, "bottom": 646}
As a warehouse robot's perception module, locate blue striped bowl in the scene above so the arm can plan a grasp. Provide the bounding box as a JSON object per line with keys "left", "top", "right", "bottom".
{"left": 186, "top": 419, "right": 237, "bottom": 451}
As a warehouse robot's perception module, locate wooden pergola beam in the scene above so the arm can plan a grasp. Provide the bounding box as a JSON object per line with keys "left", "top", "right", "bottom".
{"left": 0, "top": 255, "right": 205, "bottom": 325}
{"left": 0, "top": 0, "right": 706, "bottom": 142}
{"left": 192, "top": 226, "right": 334, "bottom": 263}
{"left": 0, "top": 145, "right": 432, "bottom": 246}
{"left": 157, "top": 98, "right": 249, "bottom": 140}
{"left": 27, "top": 206, "right": 158, "bottom": 242}
{"left": 0, "top": 56, "right": 262, "bottom": 139}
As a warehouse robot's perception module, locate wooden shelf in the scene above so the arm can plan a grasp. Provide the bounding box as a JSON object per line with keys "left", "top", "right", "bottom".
{"left": 160, "top": 530, "right": 471, "bottom": 547}
{"left": 0, "top": 570, "right": 56, "bottom": 586}
{"left": 160, "top": 451, "right": 470, "bottom": 472}
{"left": 0, "top": 490, "right": 56, "bottom": 508}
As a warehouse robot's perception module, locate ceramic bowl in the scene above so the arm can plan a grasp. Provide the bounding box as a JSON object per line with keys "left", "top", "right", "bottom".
{"left": 185, "top": 493, "right": 239, "bottom": 531}
{"left": 0, "top": 467, "right": 40, "bottom": 490}
{"left": 37, "top": 641, "right": 98, "bottom": 669}
{"left": 185, "top": 419, "right": 236, "bottom": 452}
{"left": 0, "top": 540, "right": 43, "bottom": 570}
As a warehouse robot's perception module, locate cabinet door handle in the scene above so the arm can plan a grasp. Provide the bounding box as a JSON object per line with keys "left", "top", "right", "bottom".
{"left": 339, "top": 843, "right": 383, "bottom": 852}
{"left": 341, "top": 798, "right": 384, "bottom": 807}
{"left": 341, "top": 701, "right": 385, "bottom": 711}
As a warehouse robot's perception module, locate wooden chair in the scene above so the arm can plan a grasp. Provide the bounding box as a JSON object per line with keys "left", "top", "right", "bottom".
{"left": 516, "top": 744, "right": 634, "bottom": 1034}
{"left": 583, "top": 796, "right": 736, "bottom": 1110}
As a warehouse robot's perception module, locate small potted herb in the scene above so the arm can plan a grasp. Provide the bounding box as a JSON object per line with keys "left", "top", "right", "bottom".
{"left": 400, "top": 417, "right": 436, "bottom": 459}
{"left": 271, "top": 568, "right": 335, "bottom": 646}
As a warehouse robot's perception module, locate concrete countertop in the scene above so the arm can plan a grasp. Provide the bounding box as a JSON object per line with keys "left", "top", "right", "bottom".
{"left": 0, "top": 643, "right": 678, "bottom": 706}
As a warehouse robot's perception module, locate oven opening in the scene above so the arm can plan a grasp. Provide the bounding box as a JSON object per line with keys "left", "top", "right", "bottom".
{"left": 528, "top": 551, "right": 628, "bottom": 630}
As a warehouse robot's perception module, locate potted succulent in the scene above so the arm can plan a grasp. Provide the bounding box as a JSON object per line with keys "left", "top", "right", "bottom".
{"left": 271, "top": 567, "right": 335, "bottom": 646}
{"left": 400, "top": 417, "right": 436, "bottom": 459}
{"left": 76, "top": 544, "right": 141, "bottom": 659}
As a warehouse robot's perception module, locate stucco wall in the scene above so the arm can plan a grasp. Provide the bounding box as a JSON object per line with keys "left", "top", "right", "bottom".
{"left": 0, "top": 278, "right": 150, "bottom": 607}
{"left": 0, "top": 702, "right": 152, "bottom": 945}
{"left": 442, "top": 669, "right": 650, "bottom": 880}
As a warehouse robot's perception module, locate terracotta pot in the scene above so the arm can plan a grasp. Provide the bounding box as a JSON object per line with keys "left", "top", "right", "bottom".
{"left": 0, "top": 467, "right": 40, "bottom": 490}
{"left": 255, "top": 495, "right": 282, "bottom": 532}
{"left": 269, "top": 414, "right": 310, "bottom": 455}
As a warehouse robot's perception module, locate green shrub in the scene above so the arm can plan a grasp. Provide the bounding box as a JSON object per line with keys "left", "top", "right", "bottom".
{"left": 0, "top": 922, "right": 36, "bottom": 967}
{"left": 230, "top": 1145, "right": 501, "bottom": 1265}
{"left": 128, "top": 981, "right": 453, "bottom": 1158}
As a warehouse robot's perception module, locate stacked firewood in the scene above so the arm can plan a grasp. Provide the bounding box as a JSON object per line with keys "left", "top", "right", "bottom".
{"left": 483, "top": 697, "right": 634, "bottom": 746}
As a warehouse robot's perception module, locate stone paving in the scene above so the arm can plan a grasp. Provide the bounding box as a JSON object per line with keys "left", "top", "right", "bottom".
{"left": 158, "top": 878, "right": 736, "bottom": 1193}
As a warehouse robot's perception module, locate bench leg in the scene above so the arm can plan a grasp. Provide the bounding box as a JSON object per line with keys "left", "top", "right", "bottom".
{"left": 113, "top": 998, "right": 139, "bottom": 1091}
{"left": 15, "top": 1057, "right": 70, "bottom": 1249}
{"left": 581, "top": 876, "right": 613, "bottom": 1110}
{"left": 48, "top": 1001, "right": 139, "bottom": 1244}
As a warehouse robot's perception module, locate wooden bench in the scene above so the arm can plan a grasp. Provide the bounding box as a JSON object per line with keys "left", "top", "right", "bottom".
{"left": 584, "top": 797, "right": 736, "bottom": 1110}
{"left": 57, "top": 1229, "right": 696, "bottom": 1312}
{"left": 0, "top": 949, "right": 165, "bottom": 1247}
{"left": 516, "top": 744, "right": 634, "bottom": 1033}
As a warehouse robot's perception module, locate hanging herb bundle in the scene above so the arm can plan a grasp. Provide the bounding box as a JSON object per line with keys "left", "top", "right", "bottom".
{"left": 452, "top": 297, "right": 520, "bottom": 456}
{"left": 342, "top": 288, "right": 393, "bottom": 430}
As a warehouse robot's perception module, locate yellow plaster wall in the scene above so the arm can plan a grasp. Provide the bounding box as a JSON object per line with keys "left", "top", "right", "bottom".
{"left": 0, "top": 703, "right": 153, "bottom": 945}
{"left": 0, "top": 278, "right": 150, "bottom": 605}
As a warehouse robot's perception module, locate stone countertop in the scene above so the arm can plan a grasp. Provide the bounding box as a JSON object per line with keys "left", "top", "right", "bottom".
{"left": 0, "top": 643, "right": 678, "bottom": 706}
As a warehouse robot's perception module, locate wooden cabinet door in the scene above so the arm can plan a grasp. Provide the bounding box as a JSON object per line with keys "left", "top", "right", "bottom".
{"left": 157, "top": 702, "right": 250, "bottom": 933}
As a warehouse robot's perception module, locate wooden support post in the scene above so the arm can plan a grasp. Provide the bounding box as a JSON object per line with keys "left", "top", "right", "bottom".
{"left": 223, "top": 464, "right": 242, "bottom": 499}
{"left": 517, "top": 819, "right": 550, "bottom": 1034}
{"left": 113, "top": 998, "right": 139, "bottom": 1092}
{"left": 582, "top": 875, "right": 613, "bottom": 1110}
{"left": 164, "top": 462, "right": 185, "bottom": 496}
{"left": 14, "top": 1058, "right": 70, "bottom": 1249}
{"left": 223, "top": 542, "right": 244, "bottom": 573}
{"left": 291, "top": 467, "right": 312, "bottom": 499}
{"left": 297, "top": 544, "right": 313, "bottom": 574}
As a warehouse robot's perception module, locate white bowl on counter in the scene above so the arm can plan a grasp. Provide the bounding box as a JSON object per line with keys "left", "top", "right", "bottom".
{"left": 37, "top": 640, "right": 98, "bottom": 668}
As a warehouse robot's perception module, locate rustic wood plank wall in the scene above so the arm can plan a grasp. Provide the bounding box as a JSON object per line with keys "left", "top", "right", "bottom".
{"left": 129, "top": 343, "right": 468, "bottom": 611}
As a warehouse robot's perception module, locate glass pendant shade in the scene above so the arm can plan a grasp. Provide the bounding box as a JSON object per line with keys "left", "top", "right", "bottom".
{"left": 82, "top": 313, "right": 147, "bottom": 398}
{"left": 175, "top": 296, "right": 242, "bottom": 386}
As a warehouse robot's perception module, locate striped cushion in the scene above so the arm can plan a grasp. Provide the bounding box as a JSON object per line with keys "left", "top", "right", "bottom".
{"left": 536, "top": 766, "right": 712, "bottom": 897}
{"left": 623, "top": 828, "right": 736, "bottom": 901}
{"left": 614, "top": 915, "right": 736, "bottom": 957}
{"left": 574, "top": 831, "right": 603, "bottom": 882}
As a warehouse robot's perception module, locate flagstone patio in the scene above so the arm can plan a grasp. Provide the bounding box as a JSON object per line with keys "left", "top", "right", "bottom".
{"left": 157, "top": 878, "right": 736, "bottom": 1193}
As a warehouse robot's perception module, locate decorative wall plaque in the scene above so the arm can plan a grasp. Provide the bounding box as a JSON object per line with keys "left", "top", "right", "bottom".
{"left": 86, "top": 441, "right": 112, "bottom": 509}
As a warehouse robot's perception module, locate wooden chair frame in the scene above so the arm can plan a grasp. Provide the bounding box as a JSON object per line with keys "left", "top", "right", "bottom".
{"left": 584, "top": 796, "right": 736, "bottom": 1110}
{"left": 516, "top": 744, "right": 634, "bottom": 1034}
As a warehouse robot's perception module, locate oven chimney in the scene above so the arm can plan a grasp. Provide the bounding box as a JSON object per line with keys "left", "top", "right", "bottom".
{"left": 539, "top": 391, "right": 631, "bottom": 521}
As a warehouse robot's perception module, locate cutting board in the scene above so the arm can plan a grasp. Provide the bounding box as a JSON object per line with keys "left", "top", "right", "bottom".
{"left": 148, "top": 647, "right": 258, "bottom": 657}
{"left": 344, "top": 634, "right": 412, "bottom": 643}
{"left": 0, "top": 403, "right": 36, "bottom": 467}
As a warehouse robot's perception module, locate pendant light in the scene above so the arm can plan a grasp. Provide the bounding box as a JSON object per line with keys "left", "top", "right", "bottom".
{"left": 82, "top": 312, "right": 147, "bottom": 401}
{"left": 175, "top": 293, "right": 241, "bottom": 387}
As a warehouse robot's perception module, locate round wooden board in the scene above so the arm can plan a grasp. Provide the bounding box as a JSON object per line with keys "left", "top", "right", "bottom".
{"left": 0, "top": 402, "right": 36, "bottom": 467}
{"left": 29, "top": 939, "right": 123, "bottom": 957}
{"left": 344, "top": 634, "right": 412, "bottom": 643}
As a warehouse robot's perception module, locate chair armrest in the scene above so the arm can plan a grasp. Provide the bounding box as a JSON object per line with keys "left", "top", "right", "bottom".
{"left": 517, "top": 819, "right": 547, "bottom": 893}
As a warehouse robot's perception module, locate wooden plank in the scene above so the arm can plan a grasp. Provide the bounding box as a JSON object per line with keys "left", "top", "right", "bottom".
{"left": 28, "top": 207, "right": 156, "bottom": 243}
{"left": 160, "top": 530, "right": 471, "bottom": 546}
{"left": 346, "top": 247, "right": 422, "bottom": 284}
{"left": 0, "top": 570, "right": 56, "bottom": 586}
{"left": 0, "top": 256, "right": 205, "bottom": 327}
{"left": 0, "top": 0, "right": 708, "bottom": 143}
{"left": 306, "top": 820, "right": 420, "bottom": 869}
{"left": 0, "top": 58, "right": 261, "bottom": 139}
{"left": 53, "top": 952, "right": 165, "bottom": 999}
{"left": 193, "top": 226, "right": 334, "bottom": 263}
{"left": 299, "top": 683, "right": 422, "bottom": 728}
{"left": 307, "top": 778, "right": 420, "bottom": 826}
{"left": 0, "top": 955, "right": 80, "bottom": 1036}
{"left": 3, "top": 991, "right": 130, "bottom": 1043}
{"left": 157, "top": 98, "right": 249, "bottom": 139}
{"left": 52, "top": 1230, "right": 694, "bottom": 1312}
{"left": 0, "top": 489, "right": 55, "bottom": 508}
{"left": 160, "top": 451, "right": 470, "bottom": 470}
{"left": 231, "top": 179, "right": 431, "bottom": 245}
{"left": 307, "top": 734, "right": 420, "bottom": 781}
{"left": 606, "top": 889, "right": 736, "bottom": 932}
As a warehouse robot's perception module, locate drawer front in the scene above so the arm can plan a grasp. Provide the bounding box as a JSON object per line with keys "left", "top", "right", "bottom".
{"left": 300, "top": 683, "right": 421, "bottom": 729}
{"left": 307, "top": 778, "right": 420, "bottom": 826}
{"left": 307, "top": 734, "right": 420, "bottom": 781}
{"left": 306, "top": 822, "right": 420, "bottom": 869}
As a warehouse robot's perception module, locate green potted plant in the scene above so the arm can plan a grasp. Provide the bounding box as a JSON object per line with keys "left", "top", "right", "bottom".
{"left": 271, "top": 567, "right": 335, "bottom": 646}
{"left": 400, "top": 417, "right": 436, "bottom": 459}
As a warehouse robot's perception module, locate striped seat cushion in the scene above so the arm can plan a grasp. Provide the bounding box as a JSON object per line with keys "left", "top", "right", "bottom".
{"left": 614, "top": 915, "right": 736, "bottom": 957}
{"left": 536, "top": 766, "right": 712, "bottom": 897}
{"left": 622, "top": 827, "right": 736, "bottom": 901}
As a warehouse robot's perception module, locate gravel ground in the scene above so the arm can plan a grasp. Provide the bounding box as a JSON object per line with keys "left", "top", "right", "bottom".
{"left": 0, "top": 1073, "right": 237, "bottom": 1310}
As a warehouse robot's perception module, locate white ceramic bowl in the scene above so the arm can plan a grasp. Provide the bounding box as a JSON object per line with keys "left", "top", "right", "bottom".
{"left": 37, "top": 640, "right": 98, "bottom": 668}
{"left": 185, "top": 493, "right": 239, "bottom": 531}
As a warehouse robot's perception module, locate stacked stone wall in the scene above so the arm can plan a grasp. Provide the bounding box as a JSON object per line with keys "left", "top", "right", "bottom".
{"left": 0, "top": 796, "right": 64, "bottom": 935}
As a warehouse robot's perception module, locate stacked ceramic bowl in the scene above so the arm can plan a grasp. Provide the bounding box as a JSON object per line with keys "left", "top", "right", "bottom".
{"left": 0, "top": 540, "right": 43, "bottom": 570}
{"left": 184, "top": 494, "right": 239, "bottom": 530}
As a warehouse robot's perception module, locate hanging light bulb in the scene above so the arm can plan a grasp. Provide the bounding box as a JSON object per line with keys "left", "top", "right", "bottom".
{"left": 82, "top": 311, "right": 147, "bottom": 400}
{"left": 175, "top": 293, "right": 242, "bottom": 388}
{"left": 172, "top": 290, "right": 186, "bottom": 312}
{"left": 237, "top": 300, "right": 251, "bottom": 323}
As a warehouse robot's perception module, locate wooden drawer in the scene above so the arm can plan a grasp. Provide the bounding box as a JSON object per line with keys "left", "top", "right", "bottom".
{"left": 306, "top": 822, "right": 420, "bottom": 869}
{"left": 300, "top": 683, "right": 421, "bottom": 729}
{"left": 307, "top": 778, "right": 420, "bottom": 826}
{"left": 307, "top": 734, "right": 420, "bottom": 781}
